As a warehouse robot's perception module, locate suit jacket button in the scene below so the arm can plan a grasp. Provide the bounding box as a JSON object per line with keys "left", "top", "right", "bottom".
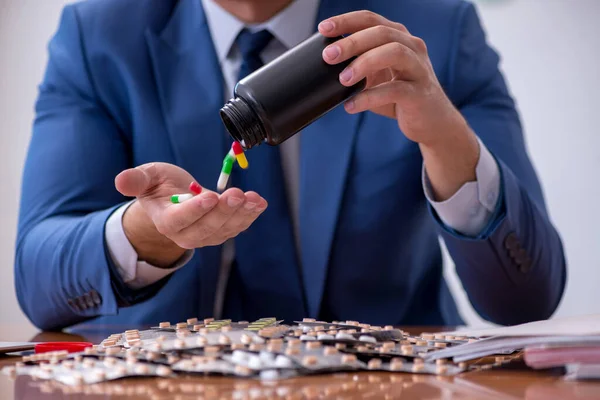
{"left": 514, "top": 248, "right": 529, "bottom": 265}
{"left": 75, "top": 296, "right": 88, "bottom": 310}
{"left": 519, "top": 259, "right": 532, "bottom": 273}
{"left": 90, "top": 290, "right": 102, "bottom": 305}
{"left": 67, "top": 298, "right": 80, "bottom": 312}
{"left": 504, "top": 232, "right": 518, "bottom": 250}
{"left": 83, "top": 293, "right": 95, "bottom": 308}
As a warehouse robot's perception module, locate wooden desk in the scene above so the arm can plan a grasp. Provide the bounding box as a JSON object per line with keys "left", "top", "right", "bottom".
{"left": 1, "top": 324, "right": 599, "bottom": 399}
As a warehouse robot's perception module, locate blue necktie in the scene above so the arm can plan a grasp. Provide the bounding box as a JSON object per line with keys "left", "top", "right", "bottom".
{"left": 225, "top": 29, "right": 306, "bottom": 321}
{"left": 236, "top": 29, "right": 274, "bottom": 87}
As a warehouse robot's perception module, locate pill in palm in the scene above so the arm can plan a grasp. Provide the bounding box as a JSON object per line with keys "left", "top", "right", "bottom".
{"left": 170, "top": 193, "right": 193, "bottom": 204}
{"left": 189, "top": 181, "right": 202, "bottom": 195}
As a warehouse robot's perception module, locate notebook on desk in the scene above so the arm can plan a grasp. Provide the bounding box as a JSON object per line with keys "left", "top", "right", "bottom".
{"left": 424, "top": 314, "right": 600, "bottom": 363}
{"left": 445, "top": 314, "right": 600, "bottom": 337}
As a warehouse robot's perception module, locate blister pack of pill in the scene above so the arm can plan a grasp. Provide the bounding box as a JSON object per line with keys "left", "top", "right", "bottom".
{"left": 222, "top": 349, "right": 296, "bottom": 371}
{"left": 342, "top": 341, "right": 433, "bottom": 360}
{"left": 224, "top": 338, "right": 366, "bottom": 374}
{"left": 283, "top": 344, "right": 366, "bottom": 373}
{"left": 151, "top": 317, "right": 282, "bottom": 333}
{"left": 171, "top": 357, "right": 248, "bottom": 376}
{"left": 295, "top": 319, "right": 398, "bottom": 332}
{"left": 361, "top": 357, "right": 465, "bottom": 376}
{"left": 99, "top": 329, "right": 170, "bottom": 348}
{"left": 3, "top": 316, "right": 491, "bottom": 387}
{"left": 143, "top": 330, "right": 266, "bottom": 353}
{"left": 4, "top": 356, "right": 174, "bottom": 386}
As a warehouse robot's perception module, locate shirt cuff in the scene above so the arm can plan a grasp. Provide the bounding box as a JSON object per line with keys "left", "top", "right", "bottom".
{"left": 104, "top": 201, "right": 194, "bottom": 290}
{"left": 422, "top": 137, "right": 501, "bottom": 237}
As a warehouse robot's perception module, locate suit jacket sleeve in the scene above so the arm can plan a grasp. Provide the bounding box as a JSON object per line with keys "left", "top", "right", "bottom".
{"left": 15, "top": 6, "right": 168, "bottom": 331}
{"left": 436, "top": 2, "right": 566, "bottom": 325}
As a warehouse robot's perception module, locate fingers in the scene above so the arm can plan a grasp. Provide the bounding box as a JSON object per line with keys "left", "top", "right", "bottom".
{"left": 318, "top": 10, "right": 408, "bottom": 37}
{"left": 217, "top": 191, "right": 268, "bottom": 239}
{"left": 115, "top": 163, "right": 159, "bottom": 197}
{"left": 322, "top": 25, "right": 424, "bottom": 66}
{"left": 177, "top": 191, "right": 268, "bottom": 248}
{"left": 154, "top": 191, "right": 220, "bottom": 235}
{"left": 339, "top": 42, "right": 423, "bottom": 88}
{"left": 173, "top": 188, "right": 246, "bottom": 247}
{"left": 344, "top": 81, "right": 414, "bottom": 114}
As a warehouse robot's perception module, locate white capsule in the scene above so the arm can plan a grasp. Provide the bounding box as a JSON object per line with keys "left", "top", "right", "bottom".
{"left": 217, "top": 172, "right": 230, "bottom": 192}
{"left": 299, "top": 335, "right": 316, "bottom": 341}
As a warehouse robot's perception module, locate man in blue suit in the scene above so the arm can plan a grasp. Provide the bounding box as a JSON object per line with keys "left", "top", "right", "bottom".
{"left": 16, "top": 0, "right": 566, "bottom": 331}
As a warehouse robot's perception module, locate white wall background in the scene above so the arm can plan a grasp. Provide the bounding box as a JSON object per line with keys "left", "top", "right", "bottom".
{"left": 444, "top": 0, "right": 600, "bottom": 328}
{"left": 0, "top": 0, "right": 599, "bottom": 330}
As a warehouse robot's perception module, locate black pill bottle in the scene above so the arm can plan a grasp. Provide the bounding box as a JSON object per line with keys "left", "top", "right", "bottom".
{"left": 220, "top": 32, "right": 366, "bottom": 149}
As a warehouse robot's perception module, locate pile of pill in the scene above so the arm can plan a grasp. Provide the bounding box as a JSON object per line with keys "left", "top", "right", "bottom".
{"left": 2, "top": 317, "right": 511, "bottom": 388}
{"left": 170, "top": 142, "right": 248, "bottom": 203}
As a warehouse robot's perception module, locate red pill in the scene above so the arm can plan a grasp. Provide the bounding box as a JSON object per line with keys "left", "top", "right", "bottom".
{"left": 232, "top": 141, "right": 244, "bottom": 155}
{"left": 189, "top": 181, "right": 203, "bottom": 195}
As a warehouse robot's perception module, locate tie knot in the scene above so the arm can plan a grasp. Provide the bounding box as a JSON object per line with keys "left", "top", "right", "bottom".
{"left": 236, "top": 29, "right": 274, "bottom": 60}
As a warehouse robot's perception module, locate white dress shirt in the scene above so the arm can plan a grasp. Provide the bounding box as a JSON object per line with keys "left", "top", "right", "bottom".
{"left": 105, "top": 0, "right": 501, "bottom": 306}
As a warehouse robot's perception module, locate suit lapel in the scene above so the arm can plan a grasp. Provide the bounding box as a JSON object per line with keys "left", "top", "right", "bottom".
{"left": 300, "top": 0, "right": 366, "bottom": 317}
{"left": 145, "top": 0, "right": 225, "bottom": 317}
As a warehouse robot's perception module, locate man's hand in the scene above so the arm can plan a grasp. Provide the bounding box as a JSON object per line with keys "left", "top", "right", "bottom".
{"left": 115, "top": 162, "right": 267, "bottom": 267}
{"left": 319, "top": 11, "right": 480, "bottom": 201}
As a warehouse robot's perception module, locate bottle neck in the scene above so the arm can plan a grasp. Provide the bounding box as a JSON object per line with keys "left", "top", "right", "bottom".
{"left": 219, "top": 97, "right": 266, "bottom": 149}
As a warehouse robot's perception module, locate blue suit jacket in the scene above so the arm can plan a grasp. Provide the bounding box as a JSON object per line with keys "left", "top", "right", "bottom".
{"left": 16, "top": 0, "right": 566, "bottom": 330}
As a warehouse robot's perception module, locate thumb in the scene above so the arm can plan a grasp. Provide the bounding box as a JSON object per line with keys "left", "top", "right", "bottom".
{"left": 115, "top": 163, "right": 158, "bottom": 197}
